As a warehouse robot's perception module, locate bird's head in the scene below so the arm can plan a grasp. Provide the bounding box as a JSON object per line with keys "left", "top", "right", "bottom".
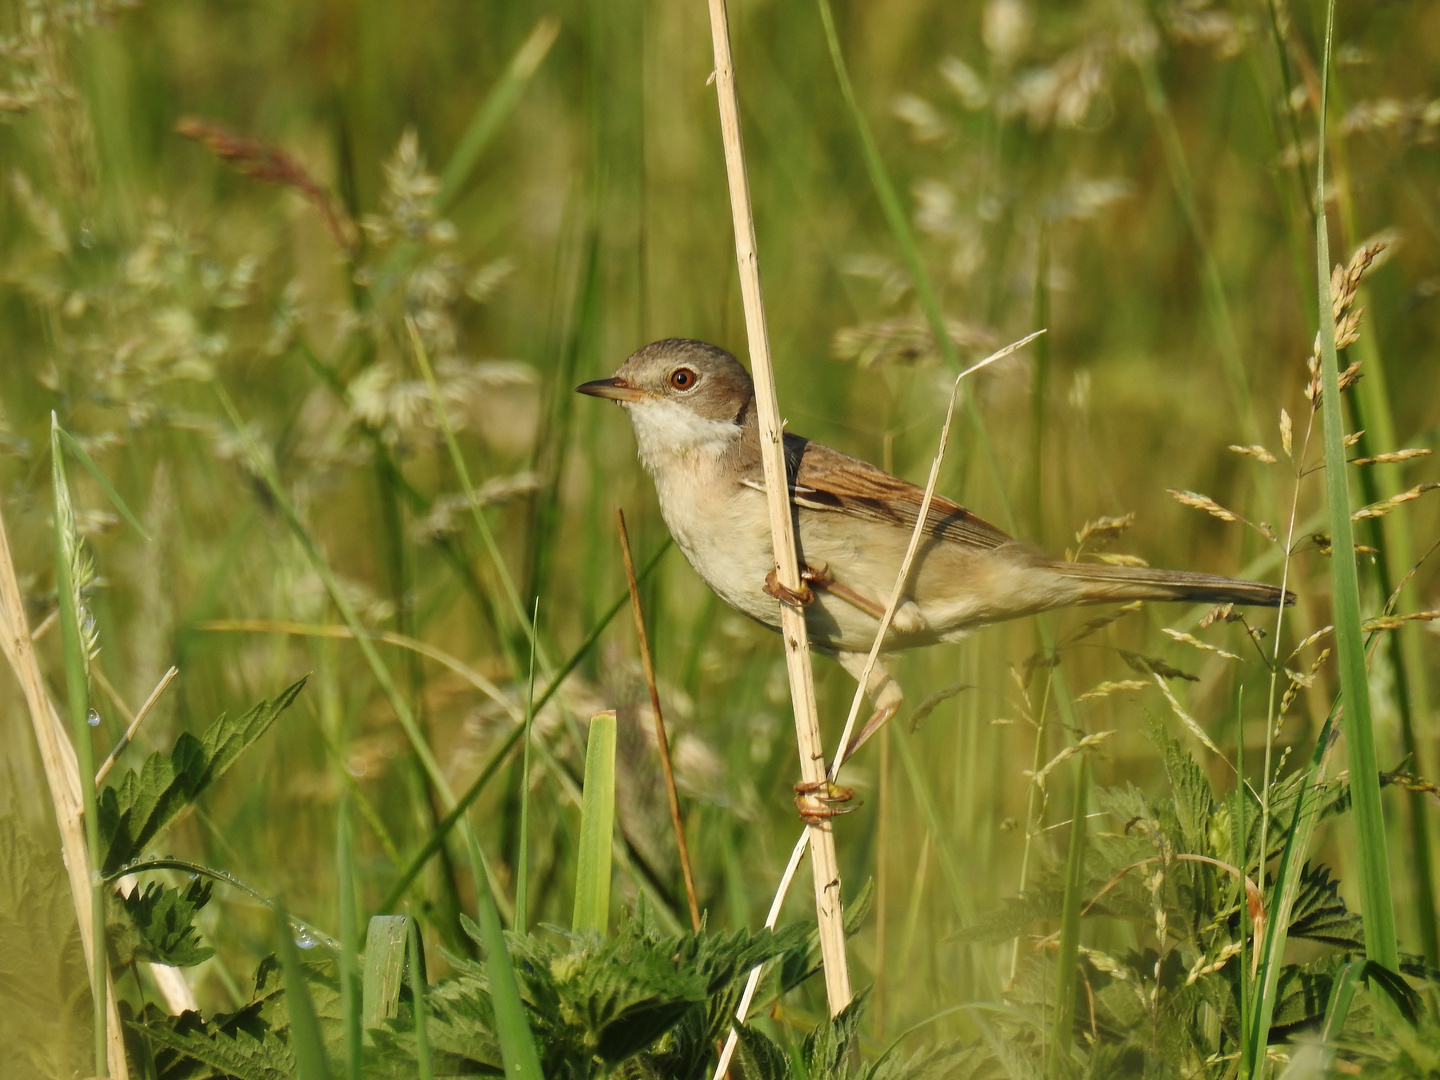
{"left": 577, "top": 339, "right": 755, "bottom": 468}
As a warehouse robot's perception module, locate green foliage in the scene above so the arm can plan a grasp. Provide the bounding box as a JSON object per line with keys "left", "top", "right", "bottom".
{"left": 944, "top": 723, "right": 1385, "bottom": 1076}
{"left": 137, "top": 956, "right": 341, "bottom": 1080}
{"left": 573, "top": 712, "right": 617, "bottom": 935}
{"left": 132, "top": 911, "right": 825, "bottom": 1080}
{"left": 110, "top": 878, "right": 215, "bottom": 968}
{"left": 734, "top": 994, "right": 1000, "bottom": 1080}
{"left": 98, "top": 679, "right": 308, "bottom": 875}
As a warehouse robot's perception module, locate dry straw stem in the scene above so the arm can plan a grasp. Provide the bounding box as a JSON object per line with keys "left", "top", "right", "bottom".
{"left": 616, "top": 508, "right": 702, "bottom": 932}
{"left": 703, "top": 0, "right": 850, "bottom": 1015}
{"left": 830, "top": 332, "right": 1043, "bottom": 769}
{"left": 711, "top": 832, "right": 810, "bottom": 1080}
{"left": 0, "top": 503, "right": 130, "bottom": 1078}
{"left": 95, "top": 664, "right": 179, "bottom": 785}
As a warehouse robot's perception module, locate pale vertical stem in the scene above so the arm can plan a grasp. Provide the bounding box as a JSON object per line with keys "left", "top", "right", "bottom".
{"left": 703, "top": 0, "right": 851, "bottom": 1014}
{"left": 0, "top": 506, "right": 129, "bottom": 1078}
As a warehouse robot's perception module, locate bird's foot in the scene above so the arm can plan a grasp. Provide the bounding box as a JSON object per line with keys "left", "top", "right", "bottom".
{"left": 764, "top": 567, "right": 817, "bottom": 608}
{"left": 793, "top": 778, "right": 858, "bottom": 824}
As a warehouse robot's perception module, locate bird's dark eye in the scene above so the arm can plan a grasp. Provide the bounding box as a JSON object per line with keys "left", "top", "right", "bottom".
{"left": 669, "top": 367, "right": 699, "bottom": 391}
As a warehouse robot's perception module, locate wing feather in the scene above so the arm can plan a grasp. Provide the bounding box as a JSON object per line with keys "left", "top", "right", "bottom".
{"left": 776, "top": 435, "right": 1013, "bottom": 552}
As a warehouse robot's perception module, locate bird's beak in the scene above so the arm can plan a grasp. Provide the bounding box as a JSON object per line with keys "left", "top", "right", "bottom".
{"left": 575, "top": 376, "right": 644, "bottom": 403}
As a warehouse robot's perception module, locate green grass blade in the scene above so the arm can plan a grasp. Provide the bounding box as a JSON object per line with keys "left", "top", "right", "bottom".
{"left": 362, "top": 915, "right": 409, "bottom": 1035}
{"left": 515, "top": 598, "right": 540, "bottom": 933}
{"left": 1248, "top": 706, "right": 1340, "bottom": 1070}
{"left": 377, "top": 541, "right": 669, "bottom": 913}
{"left": 1321, "top": 960, "right": 1364, "bottom": 1043}
{"left": 464, "top": 826, "right": 544, "bottom": 1079}
{"left": 1347, "top": 390, "right": 1439, "bottom": 964}
{"left": 1047, "top": 758, "right": 1089, "bottom": 1079}
{"left": 408, "top": 920, "right": 433, "bottom": 1080}
{"left": 274, "top": 901, "right": 333, "bottom": 1080}
{"left": 436, "top": 17, "right": 559, "bottom": 212}
{"left": 409, "top": 319, "right": 544, "bottom": 670}
{"left": 1311, "top": 0, "right": 1399, "bottom": 976}
{"left": 55, "top": 427, "right": 151, "bottom": 541}
{"left": 572, "top": 711, "right": 617, "bottom": 935}
{"left": 50, "top": 415, "right": 108, "bottom": 1077}
{"left": 337, "top": 797, "right": 361, "bottom": 1079}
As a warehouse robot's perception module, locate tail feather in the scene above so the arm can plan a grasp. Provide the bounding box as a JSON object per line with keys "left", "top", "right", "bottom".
{"left": 1050, "top": 561, "right": 1294, "bottom": 608}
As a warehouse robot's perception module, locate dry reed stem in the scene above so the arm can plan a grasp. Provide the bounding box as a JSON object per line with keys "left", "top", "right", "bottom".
{"left": 0, "top": 503, "right": 130, "bottom": 1078}
{"left": 703, "top": 0, "right": 850, "bottom": 1015}
{"left": 617, "top": 509, "right": 702, "bottom": 931}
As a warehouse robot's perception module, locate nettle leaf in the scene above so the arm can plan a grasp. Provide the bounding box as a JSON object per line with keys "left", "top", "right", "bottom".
{"left": 801, "top": 990, "right": 869, "bottom": 1078}
{"left": 437, "top": 913, "right": 815, "bottom": 1075}
{"left": 1288, "top": 862, "right": 1365, "bottom": 950}
{"left": 99, "top": 678, "right": 307, "bottom": 874}
{"left": 1270, "top": 960, "right": 1340, "bottom": 1037}
{"left": 735, "top": 1023, "right": 791, "bottom": 1080}
{"left": 1151, "top": 717, "right": 1215, "bottom": 852}
{"left": 139, "top": 1001, "right": 294, "bottom": 1080}
{"left": 110, "top": 878, "right": 214, "bottom": 967}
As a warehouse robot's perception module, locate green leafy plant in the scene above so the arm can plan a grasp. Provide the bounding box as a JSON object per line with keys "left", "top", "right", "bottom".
{"left": 98, "top": 679, "right": 308, "bottom": 875}
{"left": 110, "top": 879, "right": 215, "bottom": 969}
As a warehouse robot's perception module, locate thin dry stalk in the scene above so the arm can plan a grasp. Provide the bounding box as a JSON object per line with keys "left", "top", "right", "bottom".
{"left": 830, "top": 331, "right": 1043, "bottom": 769}
{"left": 95, "top": 664, "right": 178, "bottom": 785}
{"left": 616, "top": 508, "right": 702, "bottom": 931}
{"left": 712, "top": 832, "right": 810, "bottom": 1080}
{"left": 703, "top": 0, "right": 850, "bottom": 1015}
{"left": 0, "top": 504, "right": 130, "bottom": 1078}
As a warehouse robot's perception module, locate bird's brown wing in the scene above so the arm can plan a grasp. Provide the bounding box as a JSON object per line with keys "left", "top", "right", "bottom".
{"left": 781, "top": 434, "right": 1014, "bottom": 552}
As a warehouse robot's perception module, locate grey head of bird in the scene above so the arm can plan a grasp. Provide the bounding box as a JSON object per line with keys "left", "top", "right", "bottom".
{"left": 576, "top": 338, "right": 757, "bottom": 470}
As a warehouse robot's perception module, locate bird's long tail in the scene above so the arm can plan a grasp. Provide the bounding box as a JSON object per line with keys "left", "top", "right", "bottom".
{"left": 1049, "top": 561, "right": 1293, "bottom": 607}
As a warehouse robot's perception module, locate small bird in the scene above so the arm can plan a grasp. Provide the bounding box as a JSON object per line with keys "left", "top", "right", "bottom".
{"left": 579, "top": 338, "right": 1292, "bottom": 755}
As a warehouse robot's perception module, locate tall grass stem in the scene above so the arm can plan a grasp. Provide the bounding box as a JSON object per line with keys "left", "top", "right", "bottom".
{"left": 50, "top": 417, "right": 109, "bottom": 1078}
{"left": 1310, "top": 0, "right": 1400, "bottom": 978}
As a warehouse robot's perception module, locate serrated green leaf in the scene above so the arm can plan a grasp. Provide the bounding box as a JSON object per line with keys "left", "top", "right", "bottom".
{"left": 802, "top": 989, "right": 869, "bottom": 1078}
{"left": 138, "top": 1002, "right": 294, "bottom": 1080}
{"left": 98, "top": 678, "right": 307, "bottom": 873}
{"left": 1289, "top": 863, "right": 1366, "bottom": 951}
{"left": 735, "top": 1023, "right": 790, "bottom": 1080}
{"left": 1152, "top": 715, "right": 1215, "bottom": 853}
{"left": 110, "top": 878, "right": 214, "bottom": 967}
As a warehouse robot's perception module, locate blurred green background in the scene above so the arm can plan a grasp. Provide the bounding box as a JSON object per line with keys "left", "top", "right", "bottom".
{"left": 2, "top": 0, "right": 1438, "bottom": 1070}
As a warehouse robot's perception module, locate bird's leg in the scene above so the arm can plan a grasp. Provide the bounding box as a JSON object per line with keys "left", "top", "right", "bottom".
{"left": 782, "top": 562, "right": 905, "bottom": 624}
{"left": 836, "top": 650, "right": 905, "bottom": 763}
{"left": 803, "top": 567, "right": 929, "bottom": 636}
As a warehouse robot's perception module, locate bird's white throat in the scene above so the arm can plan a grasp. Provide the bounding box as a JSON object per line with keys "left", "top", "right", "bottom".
{"left": 623, "top": 398, "right": 741, "bottom": 474}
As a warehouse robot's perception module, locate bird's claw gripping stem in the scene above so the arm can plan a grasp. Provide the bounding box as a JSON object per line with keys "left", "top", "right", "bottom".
{"left": 764, "top": 564, "right": 835, "bottom": 609}
{"left": 793, "top": 778, "right": 858, "bottom": 824}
